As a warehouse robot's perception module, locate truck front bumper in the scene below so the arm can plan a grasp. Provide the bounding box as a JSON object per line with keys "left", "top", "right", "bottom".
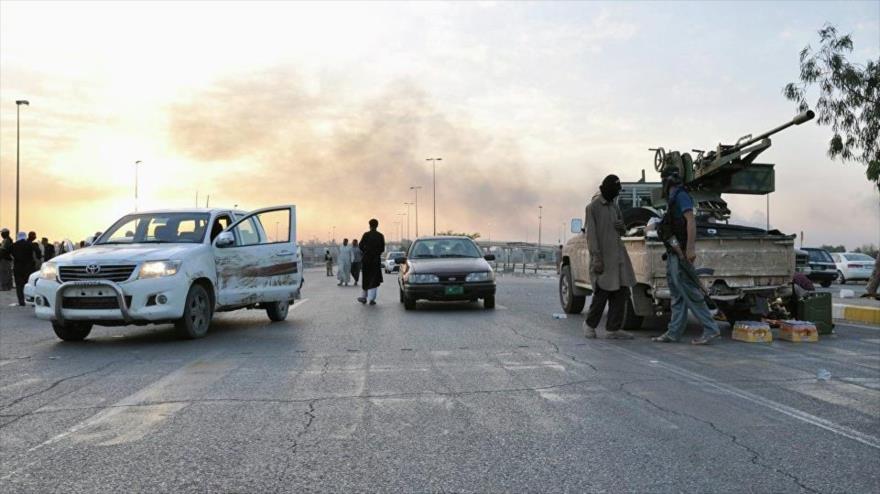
{"left": 34, "top": 277, "right": 190, "bottom": 325}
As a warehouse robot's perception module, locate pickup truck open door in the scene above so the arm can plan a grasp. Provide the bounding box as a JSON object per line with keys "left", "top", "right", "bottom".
{"left": 213, "top": 205, "right": 300, "bottom": 307}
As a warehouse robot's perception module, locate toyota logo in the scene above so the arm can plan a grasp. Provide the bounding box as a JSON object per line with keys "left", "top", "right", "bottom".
{"left": 85, "top": 264, "right": 101, "bottom": 275}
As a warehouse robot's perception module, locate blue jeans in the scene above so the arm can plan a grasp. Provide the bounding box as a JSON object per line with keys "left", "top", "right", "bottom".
{"left": 664, "top": 255, "right": 720, "bottom": 340}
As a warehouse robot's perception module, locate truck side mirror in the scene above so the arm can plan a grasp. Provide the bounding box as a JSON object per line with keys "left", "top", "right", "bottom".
{"left": 215, "top": 231, "right": 235, "bottom": 248}
{"left": 570, "top": 218, "right": 583, "bottom": 234}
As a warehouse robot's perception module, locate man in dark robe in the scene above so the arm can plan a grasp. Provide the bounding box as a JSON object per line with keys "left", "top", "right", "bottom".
{"left": 357, "top": 219, "right": 385, "bottom": 305}
{"left": 11, "top": 232, "right": 37, "bottom": 306}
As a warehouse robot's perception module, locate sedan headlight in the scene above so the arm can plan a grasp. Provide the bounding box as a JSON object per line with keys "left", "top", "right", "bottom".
{"left": 138, "top": 261, "right": 182, "bottom": 279}
{"left": 465, "top": 271, "right": 494, "bottom": 282}
{"left": 408, "top": 273, "right": 440, "bottom": 284}
{"left": 40, "top": 262, "right": 58, "bottom": 281}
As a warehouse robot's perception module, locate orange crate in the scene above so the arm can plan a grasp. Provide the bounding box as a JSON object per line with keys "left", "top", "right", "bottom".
{"left": 732, "top": 321, "right": 772, "bottom": 343}
{"left": 778, "top": 320, "right": 818, "bottom": 342}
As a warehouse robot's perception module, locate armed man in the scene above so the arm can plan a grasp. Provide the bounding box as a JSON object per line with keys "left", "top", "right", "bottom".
{"left": 652, "top": 168, "right": 721, "bottom": 345}
{"left": 583, "top": 175, "right": 636, "bottom": 339}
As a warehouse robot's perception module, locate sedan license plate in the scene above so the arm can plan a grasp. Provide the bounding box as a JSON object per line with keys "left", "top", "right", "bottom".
{"left": 445, "top": 285, "right": 464, "bottom": 296}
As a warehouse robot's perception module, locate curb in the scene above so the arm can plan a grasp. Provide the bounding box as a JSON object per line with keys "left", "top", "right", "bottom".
{"left": 833, "top": 303, "right": 880, "bottom": 325}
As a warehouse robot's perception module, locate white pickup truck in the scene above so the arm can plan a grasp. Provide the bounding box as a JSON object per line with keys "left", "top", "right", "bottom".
{"left": 33, "top": 206, "right": 303, "bottom": 341}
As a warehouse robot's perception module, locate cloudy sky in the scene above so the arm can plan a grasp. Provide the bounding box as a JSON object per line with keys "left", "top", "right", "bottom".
{"left": 1, "top": 1, "right": 878, "bottom": 248}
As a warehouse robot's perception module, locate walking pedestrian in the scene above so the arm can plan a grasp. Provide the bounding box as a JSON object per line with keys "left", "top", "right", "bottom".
{"left": 652, "top": 168, "right": 721, "bottom": 345}
{"left": 351, "top": 239, "right": 363, "bottom": 286}
{"left": 583, "top": 175, "right": 637, "bottom": 340}
{"left": 41, "top": 238, "right": 56, "bottom": 262}
{"left": 357, "top": 219, "right": 385, "bottom": 305}
{"left": 11, "top": 232, "right": 37, "bottom": 306}
{"left": 337, "top": 238, "right": 353, "bottom": 286}
{"left": 325, "top": 249, "right": 333, "bottom": 277}
{"left": 0, "top": 228, "right": 13, "bottom": 291}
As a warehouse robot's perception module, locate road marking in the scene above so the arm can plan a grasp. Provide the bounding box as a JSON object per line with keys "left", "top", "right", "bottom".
{"left": 291, "top": 298, "right": 310, "bottom": 310}
{"left": 604, "top": 344, "right": 880, "bottom": 450}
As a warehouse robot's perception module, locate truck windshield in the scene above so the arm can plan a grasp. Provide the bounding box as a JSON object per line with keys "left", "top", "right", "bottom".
{"left": 98, "top": 213, "right": 211, "bottom": 244}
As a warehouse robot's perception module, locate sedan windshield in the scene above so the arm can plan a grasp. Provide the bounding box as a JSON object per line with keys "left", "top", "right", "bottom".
{"left": 98, "top": 213, "right": 211, "bottom": 244}
{"left": 409, "top": 238, "right": 482, "bottom": 259}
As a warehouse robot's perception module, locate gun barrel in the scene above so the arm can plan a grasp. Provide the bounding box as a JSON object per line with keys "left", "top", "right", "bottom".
{"left": 728, "top": 110, "right": 815, "bottom": 153}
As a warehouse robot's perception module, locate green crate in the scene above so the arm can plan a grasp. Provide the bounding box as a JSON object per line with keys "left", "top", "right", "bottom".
{"left": 797, "top": 292, "right": 834, "bottom": 335}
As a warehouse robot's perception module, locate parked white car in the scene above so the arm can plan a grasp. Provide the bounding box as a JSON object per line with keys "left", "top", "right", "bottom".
{"left": 384, "top": 251, "right": 406, "bottom": 273}
{"left": 33, "top": 206, "right": 303, "bottom": 341}
{"left": 831, "top": 252, "right": 875, "bottom": 284}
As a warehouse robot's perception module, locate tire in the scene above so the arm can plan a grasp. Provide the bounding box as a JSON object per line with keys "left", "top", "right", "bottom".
{"left": 403, "top": 294, "right": 416, "bottom": 310}
{"left": 265, "top": 301, "right": 290, "bottom": 322}
{"left": 175, "top": 284, "right": 213, "bottom": 339}
{"left": 820, "top": 280, "right": 832, "bottom": 288}
{"left": 838, "top": 270, "right": 846, "bottom": 284}
{"left": 483, "top": 294, "right": 495, "bottom": 310}
{"left": 559, "top": 266, "right": 586, "bottom": 314}
{"left": 52, "top": 321, "right": 92, "bottom": 342}
{"left": 622, "top": 296, "right": 643, "bottom": 330}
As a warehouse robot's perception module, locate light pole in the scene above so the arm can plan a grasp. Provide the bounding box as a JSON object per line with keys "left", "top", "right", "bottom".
{"left": 426, "top": 158, "right": 442, "bottom": 234}
{"left": 134, "top": 160, "right": 143, "bottom": 211}
{"left": 15, "top": 100, "right": 29, "bottom": 234}
{"left": 538, "top": 205, "right": 543, "bottom": 250}
{"left": 410, "top": 186, "right": 422, "bottom": 237}
{"left": 403, "top": 203, "right": 413, "bottom": 240}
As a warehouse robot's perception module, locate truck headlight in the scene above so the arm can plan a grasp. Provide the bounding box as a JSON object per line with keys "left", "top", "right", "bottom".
{"left": 138, "top": 261, "right": 182, "bottom": 279}
{"left": 40, "top": 262, "right": 58, "bottom": 281}
{"left": 465, "top": 272, "right": 493, "bottom": 282}
{"left": 409, "top": 273, "right": 439, "bottom": 284}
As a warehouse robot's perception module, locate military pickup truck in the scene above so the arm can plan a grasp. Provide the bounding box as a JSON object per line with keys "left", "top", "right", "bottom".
{"left": 559, "top": 208, "right": 796, "bottom": 329}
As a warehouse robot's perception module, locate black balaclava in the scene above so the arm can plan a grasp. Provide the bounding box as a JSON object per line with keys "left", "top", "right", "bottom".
{"left": 599, "top": 174, "right": 622, "bottom": 202}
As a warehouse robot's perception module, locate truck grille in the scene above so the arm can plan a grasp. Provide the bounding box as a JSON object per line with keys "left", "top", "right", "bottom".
{"left": 62, "top": 296, "right": 132, "bottom": 310}
{"left": 58, "top": 265, "right": 137, "bottom": 283}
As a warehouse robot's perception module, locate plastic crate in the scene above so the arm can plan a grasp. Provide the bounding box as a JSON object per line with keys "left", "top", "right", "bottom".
{"left": 732, "top": 321, "right": 773, "bottom": 343}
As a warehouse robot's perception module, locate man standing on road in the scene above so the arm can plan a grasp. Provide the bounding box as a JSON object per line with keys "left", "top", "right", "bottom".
{"left": 652, "top": 168, "right": 721, "bottom": 345}
{"left": 583, "top": 175, "right": 637, "bottom": 339}
{"left": 28, "top": 231, "right": 42, "bottom": 270}
{"left": 863, "top": 254, "right": 880, "bottom": 300}
{"left": 337, "top": 238, "right": 353, "bottom": 286}
{"left": 358, "top": 219, "right": 385, "bottom": 305}
{"left": 351, "top": 238, "right": 363, "bottom": 286}
{"left": 325, "top": 249, "right": 333, "bottom": 277}
{"left": 0, "top": 228, "right": 13, "bottom": 291}
{"left": 41, "top": 238, "right": 56, "bottom": 262}
{"left": 11, "top": 232, "right": 37, "bottom": 306}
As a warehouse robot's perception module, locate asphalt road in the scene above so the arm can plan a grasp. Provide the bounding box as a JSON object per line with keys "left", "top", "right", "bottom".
{"left": 1, "top": 270, "right": 878, "bottom": 493}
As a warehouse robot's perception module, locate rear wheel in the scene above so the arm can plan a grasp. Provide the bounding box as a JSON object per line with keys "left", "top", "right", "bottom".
{"left": 820, "top": 280, "right": 832, "bottom": 288}
{"left": 483, "top": 294, "right": 496, "bottom": 310}
{"left": 838, "top": 270, "right": 846, "bottom": 284}
{"left": 622, "top": 296, "right": 643, "bottom": 330}
{"left": 52, "top": 322, "right": 92, "bottom": 342}
{"left": 265, "top": 301, "right": 290, "bottom": 322}
{"left": 559, "top": 266, "right": 586, "bottom": 314}
{"left": 175, "top": 284, "right": 212, "bottom": 339}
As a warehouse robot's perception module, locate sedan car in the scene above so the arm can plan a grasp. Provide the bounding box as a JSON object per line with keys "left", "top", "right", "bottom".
{"left": 397, "top": 236, "right": 496, "bottom": 310}
{"left": 802, "top": 248, "right": 837, "bottom": 287}
{"left": 383, "top": 251, "right": 406, "bottom": 273}
{"left": 831, "top": 252, "right": 876, "bottom": 284}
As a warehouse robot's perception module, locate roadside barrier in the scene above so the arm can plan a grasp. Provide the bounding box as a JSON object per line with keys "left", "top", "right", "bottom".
{"left": 833, "top": 304, "right": 880, "bottom": 325}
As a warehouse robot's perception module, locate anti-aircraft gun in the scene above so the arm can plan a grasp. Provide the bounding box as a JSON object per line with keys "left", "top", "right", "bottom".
{"left": 639, "top": 110, "right": 815, "bottom": 222}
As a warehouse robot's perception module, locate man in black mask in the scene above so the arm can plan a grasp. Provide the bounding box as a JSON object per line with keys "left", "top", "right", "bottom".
{"left": 583, "top": 174, "right": 636, "bottom": 339}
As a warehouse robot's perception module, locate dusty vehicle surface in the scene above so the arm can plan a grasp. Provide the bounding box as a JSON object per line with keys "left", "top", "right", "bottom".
{"left": 33, "top": 206, "right": 303, "bottom": 341}
{"left": 560, "top": 112, "right": 814, "bottom": 327}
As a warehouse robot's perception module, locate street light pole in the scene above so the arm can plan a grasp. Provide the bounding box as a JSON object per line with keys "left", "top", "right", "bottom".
{"left": 134, "top": 160, "right": 143, "bottom": 211}
{"left": 426, "top": 158, "right": 442, "bottom": 235}
{"left": 15, "top": 100, "right": 29, "bottom": 234}
{"left": 403, "top": 203, "right": 413, "bottom": 240}
{"left": 410, "top": 186, "right": 422, "bottom": 237}
{"left": 538, "top": 205, "right": 543, "bottom": 250}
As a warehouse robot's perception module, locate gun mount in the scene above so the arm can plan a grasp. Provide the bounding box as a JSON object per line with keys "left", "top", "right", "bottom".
{"left": 646, "top": 110, "right": 814, "bottom": 220}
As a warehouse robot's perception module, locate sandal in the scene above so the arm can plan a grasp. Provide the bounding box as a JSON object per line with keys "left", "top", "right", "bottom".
{"left": 652, "top": 334, "right": 678, "bottom": 343}
{"left": 691, "top": 333, "right": 720, "bottom": 345}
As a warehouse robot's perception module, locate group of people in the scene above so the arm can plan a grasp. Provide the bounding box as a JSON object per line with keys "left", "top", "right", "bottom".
{"left": 323, "top": 219, "right": 386, "bottom": 305}
{"left": 0, "top": 229, "right": 62, "bottom": 306}
{"left": 583, "top": 173, "right": 720, "bottom": 345}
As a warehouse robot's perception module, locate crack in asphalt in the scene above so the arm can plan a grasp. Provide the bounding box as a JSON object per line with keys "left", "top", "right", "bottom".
{"left": 274, "top": 399, "right": 319, "bottom": 492}
{"left": 506, "top": 324, "right": 560, "bottom": 353}
{"left": 617, "top": 381, "right": 821, "bottom": 494}
{"left": 0, "top": 360, "right": 119, "bottom": 413}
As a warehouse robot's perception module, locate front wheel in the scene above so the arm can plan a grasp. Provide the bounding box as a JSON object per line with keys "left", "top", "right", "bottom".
{"left": 265, "top": 301, "right": 290, "bottom": 322}
{"left": 559, "top": 266, "right": 586, "bottom": 314}
{"left": 175, "top": 284, "right": 213, "bottom": 339}
{"left": 403, "top": 294, "right": 416, "bottom": 310}
{"left": 52, "top": 321, "right": 92, "bottom": 342}
{"left": 483, "top": 294, "right": 496, "bottom": 310}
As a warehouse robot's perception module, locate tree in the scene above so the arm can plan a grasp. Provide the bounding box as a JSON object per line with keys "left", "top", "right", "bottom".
{"left": 783, "top": 24, "right": 880, "bottom": 190}
{"left": 854, "top": 244, "right": 879, "bottom": 258}
{"left": 819, "top": 244, "right": 847, "bottom": 253}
